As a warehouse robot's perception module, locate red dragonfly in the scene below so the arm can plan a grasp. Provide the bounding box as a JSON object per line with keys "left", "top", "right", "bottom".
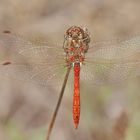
{"left": 0, "top": 26, "right": 140, "bottom": 139}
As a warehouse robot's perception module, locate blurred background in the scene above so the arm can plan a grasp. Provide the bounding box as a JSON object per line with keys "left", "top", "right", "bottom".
{"left": 0, "top": 0, "right": 140, "bottom": 140}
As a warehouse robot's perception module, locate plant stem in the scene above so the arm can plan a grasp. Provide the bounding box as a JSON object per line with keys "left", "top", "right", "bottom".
{"left": 46, "top": 66, "right": 72, "bottom": 140}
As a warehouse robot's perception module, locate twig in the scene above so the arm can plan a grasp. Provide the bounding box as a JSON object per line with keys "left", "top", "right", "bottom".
{"left": 46, "top": 66, "right": 72, "bottom": 140}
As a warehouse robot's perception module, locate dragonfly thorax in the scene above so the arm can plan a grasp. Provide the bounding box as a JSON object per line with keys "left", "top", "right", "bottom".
{"left": 63, "top": 26, "right": 90, "bottom": 66}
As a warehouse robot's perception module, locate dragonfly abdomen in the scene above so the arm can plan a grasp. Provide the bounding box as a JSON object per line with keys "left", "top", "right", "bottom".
{"left": 73, "top": 63, "right": 80, "bottom": 129}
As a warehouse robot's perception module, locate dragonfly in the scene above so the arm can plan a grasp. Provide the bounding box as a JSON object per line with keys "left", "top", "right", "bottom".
{"left": 0, "top": 26, "right": 140, "bottom": 140}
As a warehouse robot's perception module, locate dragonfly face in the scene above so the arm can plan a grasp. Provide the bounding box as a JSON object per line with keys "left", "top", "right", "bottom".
{"left": 63, "top": 26, "right": 90, "bottom": 66}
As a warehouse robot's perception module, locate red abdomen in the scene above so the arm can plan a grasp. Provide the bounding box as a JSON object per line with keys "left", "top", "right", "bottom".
{"left": 73, "top": 63, "right": 80, "bottom": 129}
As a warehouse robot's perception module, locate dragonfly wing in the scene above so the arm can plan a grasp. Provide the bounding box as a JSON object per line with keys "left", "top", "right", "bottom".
{"left": 87, "top": 36, "right": 140, "bottom": 62}
{"left": 0, "top": 61, "right": 67, "bottom": 87}
{"left": 0, "top": 31, "right": 63, "bottom": 62}
{"left": 81, "top": 61, "right": 140, "bottom": 85}
{"left": 81, "top": 63, "right": 115, "bottom": 85}
{"left": 0, "top": 31, "right": 67, "bottom": 87}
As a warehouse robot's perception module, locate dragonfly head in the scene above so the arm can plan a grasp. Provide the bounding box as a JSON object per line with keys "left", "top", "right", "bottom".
{"left": 65, "top": 26, "right": 90, "bottom": 43}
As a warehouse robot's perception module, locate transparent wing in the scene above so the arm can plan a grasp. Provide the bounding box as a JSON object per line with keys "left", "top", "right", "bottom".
{"left": 81, "top": 61, "right": 140, "bottom": 85}
{"left": 0, "top": 62, "right": 67, "bottom": 87}
{"left": 87, "top": 36, "right": 140, "bottom": 62}
{"left": 0, "top": 31, "right": 67, "bottom": 87}
{"left": 0, "top": 31, "right": 63, "bottom": 61}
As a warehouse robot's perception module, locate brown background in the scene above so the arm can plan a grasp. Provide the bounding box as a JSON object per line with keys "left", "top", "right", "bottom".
{"left": 0, "top": 0, "right": 140, "bottom": 140}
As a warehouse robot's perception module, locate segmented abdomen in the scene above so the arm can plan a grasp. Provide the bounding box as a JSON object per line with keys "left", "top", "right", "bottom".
{"left": 73, "top": 63, "right": 80, "bottom": 129}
